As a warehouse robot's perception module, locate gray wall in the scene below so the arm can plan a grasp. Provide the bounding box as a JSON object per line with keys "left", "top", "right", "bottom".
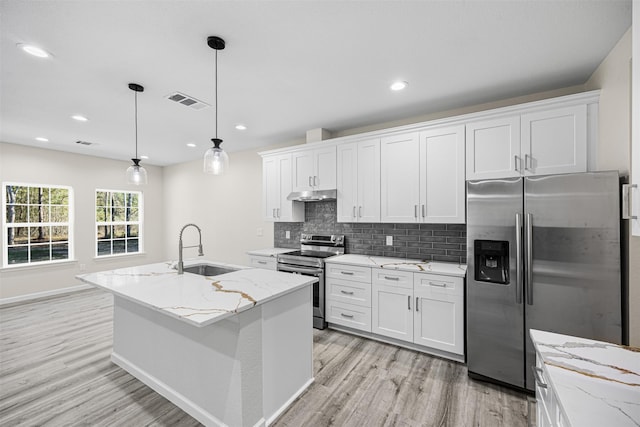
{"left": 274, "top": 201, "right": 466, "bottom": 264}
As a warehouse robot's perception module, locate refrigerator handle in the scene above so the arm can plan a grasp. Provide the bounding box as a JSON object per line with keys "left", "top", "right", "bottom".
{"left": 515, "top": 213, "right": 523, "bottom": 304}
{"left": 525, "top": 213, "right": 533, "bottom": 305}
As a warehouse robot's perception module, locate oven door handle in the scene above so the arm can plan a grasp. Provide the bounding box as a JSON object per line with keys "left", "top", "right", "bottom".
{"left": 277, "top": 265, "right": 323, "bottom": 276}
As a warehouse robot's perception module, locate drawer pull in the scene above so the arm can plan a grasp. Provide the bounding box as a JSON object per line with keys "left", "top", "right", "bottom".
{"left": 340, "top": 271, "right": 354, "bottom": 276}
{"left": 340, "top": 290, "right": 354, "bottom": 295}
{"left": 429, "top": 281, "right": 447, "bottom": 287}
{"left": 340, "top": 313, "right": 354, "bottom": 318}
{"left": 384, "top": 276, "right": 400, "bottom": 281}
{"left": 532, "top": 366, "right": 547, "bottom": 389}
{"left": 257, "top": 261, "right": 267, "bottom": 265}
{"left": 416, "top": 296, "right": 419, "bottom": 312}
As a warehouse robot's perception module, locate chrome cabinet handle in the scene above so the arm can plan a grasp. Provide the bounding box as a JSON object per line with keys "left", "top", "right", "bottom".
{"left": 257, "top": 260, "right": 267, "bottom": 265}
{"left": 272, "top": 208, "right": 276, "bottom": 218}
{"left": 532, "top": 366, "right": 547, "bottom": 389}
{"left": 422, "top": 205, "right": 425, "bottom": 218}
{"left": 415, "top": 296, "right": 419, "bottom": 312}
{"left": 407, "top": 295, "right": 411, "bottom": 310}
{"left": 514, "top": 155, "right": 519, "bottom": 172}
{"left": 525, "top": 154, "right": 532, "bottom": 172}
{"left": 314, "top": 176, "right": 318, "bottom": 186}
{"left": 308, "top": 176, "right": 313, "bottom": 187}
{"left": 353, "top": 206, "right": 356, "bottom": 218}
{"left": 622, "top": 184, "right": 638, "bottom": 220}
{"left": 515, "top": 213, "right": 523, "bottom": 304}
{"left": 414, "top": 205, "right": 418, "bottom": 218}
{"left": 340, "top": 290, "right": 354, "bottom": 295}
{"left": 340, "top": 313, "right": 354, "bottom": 318}
{"left": 525, "top": 213, "right": 533, "bottom": 305}
{"left": 340, "top": 271, "right": 354, "bottom": 275}
{"left": 428, "top": 281, "right": 446, "bottom": 287}
{"left": 359, "top": 206, "right": 362, "bottom": 218}
{"left": 384, "top": 276, "right": 400, "bottom": 281}
{"left": 276, "top": 208, "right": 280, "bottom": 218}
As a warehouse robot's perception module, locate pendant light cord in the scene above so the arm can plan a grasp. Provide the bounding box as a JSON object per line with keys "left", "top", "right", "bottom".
{"left": 134, "top": 90, "right": 139, "bottom": 159}
{"left": 215, "top": 47, "right": 218, "bottom": 140}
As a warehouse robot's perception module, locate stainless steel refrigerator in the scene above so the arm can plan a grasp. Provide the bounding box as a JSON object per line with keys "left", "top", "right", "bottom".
{"left": 466, "top": 171, "right": 623, "bottom": 391}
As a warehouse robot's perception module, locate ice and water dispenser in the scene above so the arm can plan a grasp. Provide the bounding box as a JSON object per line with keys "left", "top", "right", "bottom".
{"left": 474, "top": 240, "right": 509, "bottom": 284}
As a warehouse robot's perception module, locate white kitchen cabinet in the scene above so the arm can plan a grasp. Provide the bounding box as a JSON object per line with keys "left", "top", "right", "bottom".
{"left": 262, "top": 153, "right": 304, "bottom": 222}
{"left": 413, "top": 273, "right": 464, "bottom": 354}
{"left": 466, "top": 104, "right": 588, "bottom": 180}
{"left": 371, "top": 269, "right": 414, "bottom": 341}
{"left": 291, "top": 146, "right": 336, "bottom": 192}
{"left": 380, "top": 132, "right": 421, "bottom": 222}
{"left": 533, "top": 347, "right": 570, "bottom": 427}
{"left": 248, "top": 255, "right": 277, "bottom": 270}
{"left": 633, "top": 2, "right": 640, "bottom": 236}
{"left": 336, "top": 139, "right": 380, "bottom": 222}
{"left": 325, "top": 262, "right": 372, "bottom": 332}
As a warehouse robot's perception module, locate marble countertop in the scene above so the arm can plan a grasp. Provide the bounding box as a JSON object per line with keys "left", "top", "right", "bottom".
{"left": 76, "top": 259, "right": 317, "bottom": 328}
{"left": 325, "top": 254, "right": 467, "bottom": 277}
{"left": 246, "top": 248, "right": 296, "bottom": 257}
{"left": 530, "top": 329, "right": 640, "bottom": 427}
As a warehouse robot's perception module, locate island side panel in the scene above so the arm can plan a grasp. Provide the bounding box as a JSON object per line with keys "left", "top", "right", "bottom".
{"left": 262, "top": 284, "right": 314, "bottom": 424}
{"left": 111, "top": 295, "right": 265, "bottom": 427}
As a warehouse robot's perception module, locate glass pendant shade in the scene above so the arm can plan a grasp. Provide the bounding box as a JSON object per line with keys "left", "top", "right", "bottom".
{"left": 127, "top": 159, "right": 148, "bottom": 185}
{"left": 203, "top": 139, "right": 229, "bottom": 175}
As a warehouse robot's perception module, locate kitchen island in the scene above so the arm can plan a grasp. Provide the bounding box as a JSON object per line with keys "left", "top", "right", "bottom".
{"left": 77, "top": 260, "right": 318, "bottom": 427}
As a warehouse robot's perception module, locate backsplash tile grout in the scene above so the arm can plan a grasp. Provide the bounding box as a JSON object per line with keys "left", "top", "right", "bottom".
{"left": 274, "top": 201, "right": 467, "bottom": 264}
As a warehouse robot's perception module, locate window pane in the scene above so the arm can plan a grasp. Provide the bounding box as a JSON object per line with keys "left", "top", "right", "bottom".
{"left": 51, "top": 243, "right": 68, "bottom": 260}
{"left": 127, "top": 224, "right": 139, "bottom": 238}
{"left": 51, "top": 226, "right": 68, "bottom": 242}
{"left": 6, "top": 185, "right": 27, "bottom": 204}
{"left": 97, "top": 206, "right": 111, "bottom": 222}
{"left": 6, "top": 205, "right": 27, "bottom": 223}
{"left": 112, "top": 192, "right": 125, "bottom": 207}
{"left": 126, "top": 207, "right": 138, "bottom": 221}
{"left": 126, "top": 238, "right": 139, "bottom": 253}
{"left": 97, "top": 240, "right": 111, "bottom": 256}
{"left": 30, "top": 226, "right": 50, "bottom": 243}
{"left": 97, "top": 225, "right": 111, "bottom": 240}
{"left": 113, "top": 240, "right": 126, "bottom": 254}
{"left": 8, "top": 246, "right": 29, "bottom": 264}
{"left": 50, "top": 188, "right": 69, "bottom": 205}
{"left": 28, "top": 187, "right": 47, "bottom": 204}
{"left": 96, "top": 191, "right": 109, "bottom": 207}
{"left": 30, "top": 244, "right": 50, "bottom": 262}
{"left": 29, "top": 205, "right": 49, "bottom": 223}
{"left": 50, "top": 205, "right": 68, "bottom": 222}
{"left": 113, "top": 225, "right": 126, "bottom": 238}
{"left": 7, "top": 227, "right": 28, "bottom": 245}
{"left": 129, "top": 193, "right": 139, "bottom": 208}
{"left": 112, "top": 208, "right": 125, "bottom": 221}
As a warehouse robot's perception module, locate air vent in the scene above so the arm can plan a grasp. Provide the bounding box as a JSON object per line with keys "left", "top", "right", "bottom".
{"left": 75, "top": 140, "right": 94, "bottom": 146}
{"left": 165, "top": 92, "right": 210, "bottom": 110}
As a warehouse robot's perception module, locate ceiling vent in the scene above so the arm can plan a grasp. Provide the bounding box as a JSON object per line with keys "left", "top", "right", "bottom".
{"left": 75, "top": 140, "right": 95, "bottom": 146}
{"left": 165, "top": 92, "right": 210, "bottom": 110}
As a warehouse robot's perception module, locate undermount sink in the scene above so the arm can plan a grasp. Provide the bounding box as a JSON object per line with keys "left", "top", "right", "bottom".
{"left": 181, "top": 264, "right": 238, "bottom": 277}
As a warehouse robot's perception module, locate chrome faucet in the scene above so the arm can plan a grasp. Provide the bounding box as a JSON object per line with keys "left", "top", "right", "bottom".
{"left": 178, "top": 223, "right": 204, "bottom": 274}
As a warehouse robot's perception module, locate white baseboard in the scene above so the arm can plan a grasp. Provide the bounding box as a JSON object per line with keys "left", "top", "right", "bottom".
{"left": 265, "top": 377, "right": 314, "bottom": 426}
{"left": 0, "top": 284, "right": 94, "bottom": 307}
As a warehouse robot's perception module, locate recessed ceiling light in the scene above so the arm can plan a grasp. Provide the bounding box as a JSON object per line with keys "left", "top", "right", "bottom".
{"left": 186, "top": 143, "right": 197, "bottom": 148}
{"left": 140, "top": 155, "right": 149, "bottom": 160}
{"left": 71, "top": 115, "right": 88, "bottom": 122}
{"left": 235, "top": 124, "right": 247, "bottom": 131}
{"left": 17, "top": 43, "right": 51, "bottom": 58}
{"left": 390, "top": 81, "right": 408, "bottom": 91}
{"left": 35, "top": 137, "right": 49, "bottom": 142}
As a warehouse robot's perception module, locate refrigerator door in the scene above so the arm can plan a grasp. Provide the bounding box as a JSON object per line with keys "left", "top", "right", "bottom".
{"left": 524, "top": 171, "right": 622, "bottom": 391}
{"left": 467, "top": 177, "right": 525, "bottom": 388}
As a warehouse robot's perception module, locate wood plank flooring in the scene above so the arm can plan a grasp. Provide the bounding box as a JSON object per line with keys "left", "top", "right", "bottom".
{"left": 0, "top": 289, "right": 530, "bottom": 426}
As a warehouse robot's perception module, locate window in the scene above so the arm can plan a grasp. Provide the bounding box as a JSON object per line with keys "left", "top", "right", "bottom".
{"left": 96, "top": 190, "right": 142, "bottom": 257}
{"left": 3, "top": 183, "right": 73, "bottom": 267}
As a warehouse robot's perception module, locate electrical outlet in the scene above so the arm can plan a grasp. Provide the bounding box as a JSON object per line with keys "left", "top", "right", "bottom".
{"left": 286, "top": 230, "right": 291, "bottom": 239}
{"left": 256, "top": 228, "right": 263, "bottom": 237}
{"left": 386, "top": 236, "right": 393, "bottom": 246}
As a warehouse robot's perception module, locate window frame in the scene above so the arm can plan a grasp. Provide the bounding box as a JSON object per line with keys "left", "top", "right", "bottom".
{"left": 2, "top": 182, "right": 75, "bottom": 268}
{"left": 94, "top": 189, "right": 144, "bottom": 258}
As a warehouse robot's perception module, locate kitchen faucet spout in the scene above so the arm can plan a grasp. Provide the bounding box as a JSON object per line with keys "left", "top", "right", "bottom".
{"left": 178, "top": 223, "right": 204, "bottom": 274}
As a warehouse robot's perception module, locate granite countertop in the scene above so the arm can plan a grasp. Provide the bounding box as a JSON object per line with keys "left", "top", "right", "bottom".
{"left": 325, "top": 254, "right": 467, "bottom": 278}
{"left": 246, "top": 248, "right": 296, "bottom": 257}
{"left": 76, "top": 259, "right": 317, "bottom": 328}
{"left": 530, "top": 329, "right": 640, "bottom": 426}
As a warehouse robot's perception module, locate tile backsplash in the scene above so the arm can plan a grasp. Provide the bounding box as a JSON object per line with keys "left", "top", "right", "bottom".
{"left": 274, "top": 201, "right": 467, "bottom": 264}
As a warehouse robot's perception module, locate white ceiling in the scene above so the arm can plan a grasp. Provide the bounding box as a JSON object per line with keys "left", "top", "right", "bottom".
{"left": 0, "top": 0, "right": 632, "bottom": 166}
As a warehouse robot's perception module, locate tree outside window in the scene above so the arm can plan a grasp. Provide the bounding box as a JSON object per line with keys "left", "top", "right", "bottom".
{"left": 96, "top": 190, "right": 142, "bottom": 257}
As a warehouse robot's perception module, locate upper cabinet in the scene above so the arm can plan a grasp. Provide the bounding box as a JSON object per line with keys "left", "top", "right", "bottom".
{"left": 292, "top": 146, "right": 337, "bottom": 192}
{"left": 380, "top": 133, "right": 421, "bottom": 223}
{"left": 336, "top": 139, "right": 381, "bottom": 222}
{"left": 466, "top": 104, "right": 588, "bottom": 180}
{"left": 262, "top": 153, "right": 304, "bottom": 222}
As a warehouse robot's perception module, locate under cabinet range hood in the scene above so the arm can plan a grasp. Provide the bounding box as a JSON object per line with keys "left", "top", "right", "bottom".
{"left": 287, "top": 189, "right": 336, "bottom": 202}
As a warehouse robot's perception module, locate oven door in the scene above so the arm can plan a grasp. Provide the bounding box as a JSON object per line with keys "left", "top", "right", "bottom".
{"left": 277, "top": 264, "right": 326, "bottom": 329}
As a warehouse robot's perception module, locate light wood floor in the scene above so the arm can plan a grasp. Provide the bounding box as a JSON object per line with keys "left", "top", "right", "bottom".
{"left": 0, "top": 288, "right": 531, "bottom": 426}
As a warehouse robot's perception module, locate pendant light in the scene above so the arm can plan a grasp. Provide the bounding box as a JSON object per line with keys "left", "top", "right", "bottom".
{"left": 126, "top": 83, "right": 148, "bottom": 185}
{"left": 203, "top": 36, "right": 229, "bottom": 175}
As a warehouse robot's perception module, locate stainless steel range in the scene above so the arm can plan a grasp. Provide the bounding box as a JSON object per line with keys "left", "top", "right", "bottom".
{"left": 277, "top": 234, "right": 345, "bottom": 329}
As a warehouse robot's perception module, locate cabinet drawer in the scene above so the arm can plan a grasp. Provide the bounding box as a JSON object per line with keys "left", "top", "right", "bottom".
{"left": 326, "top": 277, "right": 371, "bottom": 307}
{"left": 325, "top": 263, "right": 371, "bottom": 282}
{"left": 248, "top": 256, "right": 277, "bottom": 270}
{"left": 372, "top": 268, "right": 413, "bottom": 289}
{"left": 326, "top": 301, "right": 371, "bottom": 332}
{"left": 414, "top": 273, "right": 463, "bottom": 296}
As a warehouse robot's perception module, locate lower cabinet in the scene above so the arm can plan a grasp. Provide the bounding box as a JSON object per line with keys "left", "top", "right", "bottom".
{"left": 534, "top": 348, "right": 570, "bottom": 427}
{"left": 326, "top": 261, "right": 465, "bottom": 360}
{"left": 247, "top": 255, "right": 277, "bottom": 270}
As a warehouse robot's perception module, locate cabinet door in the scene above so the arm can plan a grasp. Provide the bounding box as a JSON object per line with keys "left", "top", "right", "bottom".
{"left": 357, "top": 139, "right": 381, "bottom": 222}
{"left": 262, "top": 155, "right": 280, "bottom": 221}
{"left": 413, "top": 274, "right": 464, "bottom": 354}
{"left": 291, "top": 150, "right": 314, "bottom": 192}
{"left": 336, "top": 143, "right": 358, "bottom": 222}
{"left": 419, "top": 125, "right": 465, "bottom": 223}
{"left": 466, "top": 116, "right": 521, "bottom": 180}
{"left": 277, "top": 154, "right": 304, "bottom": 222}
{"left": 372, "top": 283, "right": 413, "bottom": 341}
{"left": 521, "top": 105, "right": 587, "bottom": 176}
{"left": 380, "top": 133, "right": 420, "bottom": 222}
{"left": 314, "top": 146, "right": 337, "bottom": 190}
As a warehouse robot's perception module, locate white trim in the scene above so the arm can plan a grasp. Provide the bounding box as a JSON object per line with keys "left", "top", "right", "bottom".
{"left": 0, "top": 283, "right": 93, "bottom": 306}
{"left": 94, "top": 189, "right": 144, "bottom": 257}
{"left": 265, "top": 377, "right": 314, "bottom": 426}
